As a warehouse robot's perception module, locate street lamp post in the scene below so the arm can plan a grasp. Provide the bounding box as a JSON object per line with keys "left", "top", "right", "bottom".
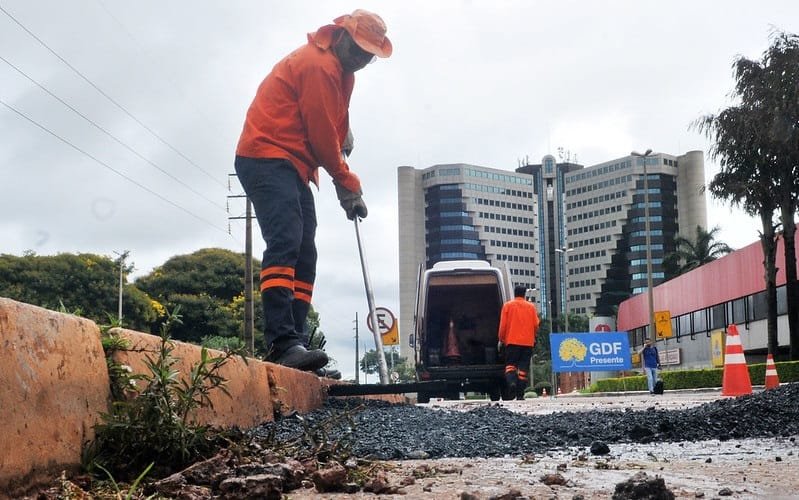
{"left": 112, "top": 250, "right": 129, "bottom": 324}
{"left": 555, "top": 247, "right": 574, "bottom": 333}
{"left": 554, "top": 246, "right": 573, "bottom": 397}
{"left": 631, "top": 149, "right": 656, "bottom": 343}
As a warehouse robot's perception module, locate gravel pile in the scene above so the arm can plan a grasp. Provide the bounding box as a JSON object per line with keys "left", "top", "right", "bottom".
{"left": 253, "top": 383, "right": 799, "bottom": 460}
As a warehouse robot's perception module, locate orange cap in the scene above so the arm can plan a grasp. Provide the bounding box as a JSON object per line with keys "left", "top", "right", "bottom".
{"left": 333, "top": 9, "right": 392, "bottom": 58}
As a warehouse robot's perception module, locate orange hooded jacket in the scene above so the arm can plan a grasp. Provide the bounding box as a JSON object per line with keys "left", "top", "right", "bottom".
{"left": 498, "top": 297, "right": 540, "bottom": 348}
{"left": 236, "top": 25, "right": 361, "bottom": 194}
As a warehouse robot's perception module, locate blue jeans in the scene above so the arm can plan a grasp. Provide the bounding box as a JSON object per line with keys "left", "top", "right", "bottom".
{"left": 235, "top": 157, "right": 317, "bottom": 356}
{"left": 644, "top": 366, "right": 658, "bottom": 393}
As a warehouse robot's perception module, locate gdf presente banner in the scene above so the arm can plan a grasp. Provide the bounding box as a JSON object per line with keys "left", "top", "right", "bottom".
{"left": 550, "top": 332, "right": 632, "bottom": 372}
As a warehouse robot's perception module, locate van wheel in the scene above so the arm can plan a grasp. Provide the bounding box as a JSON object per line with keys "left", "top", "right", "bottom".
{"left": 417, "top": 391, "right": 430, "bottom": 404}
{"left": 488, "top": 387, "right": 501, "bottom": 401}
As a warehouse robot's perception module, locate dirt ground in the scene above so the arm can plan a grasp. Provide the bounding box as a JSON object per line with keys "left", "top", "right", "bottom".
{"left": 281, "top": 438, "right": 799, "bottom": 499}
{"left": 290, "top": 391, "right": 799, "bottom": 499}
{"left": 33, "top": 438, "right": 799, "bottom": 500}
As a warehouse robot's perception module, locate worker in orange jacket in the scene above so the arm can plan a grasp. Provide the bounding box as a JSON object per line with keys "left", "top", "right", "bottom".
{"left": 235, "top": 10, "right": 392, "bottom": 373}
{"left": 498, "top": 285, "right": 540, "bottom": 400}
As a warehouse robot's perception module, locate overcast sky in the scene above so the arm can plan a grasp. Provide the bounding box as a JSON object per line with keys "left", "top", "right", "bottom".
{"left": 2, "top": 1, "right": 797, "bottom": 381}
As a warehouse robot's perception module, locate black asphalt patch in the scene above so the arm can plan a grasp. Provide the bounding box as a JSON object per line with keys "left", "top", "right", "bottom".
{"left": 253, "top": 383, "right": 799, "bottom": 460}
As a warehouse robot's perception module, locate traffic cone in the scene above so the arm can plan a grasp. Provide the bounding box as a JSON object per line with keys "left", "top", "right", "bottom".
{"left": 722, "top": 324, "right": 752, "bottom": 396}
{"left": 558, "top": 386, "right": 563, "bottom": 395}
{"left": 542, "top": 388, "right": 548, "bottom": 397}
{"left": 764, "top": 353, "right": 780, "bottom": 389}
{"left": 442, "top": 318, "right": 461, "bottom": 364}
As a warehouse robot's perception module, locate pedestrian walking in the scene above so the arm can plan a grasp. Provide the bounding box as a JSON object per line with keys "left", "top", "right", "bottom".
{"left": 640, "top": 339, "right": 661, "bottom": 394}
{"left": 234, "top": 10, "right": 392, "bottom": 372}
{"left": 498, "top": 286, "right": 540, "bottom": 399}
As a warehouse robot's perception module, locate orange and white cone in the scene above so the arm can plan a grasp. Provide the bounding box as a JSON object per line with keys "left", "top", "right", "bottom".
{"left": 443, "top": 318, "right": 461, "bottom": 363}
{"left": 722, "top": 324, "right": 752, "bottom": 396}
{"left": 764, "top": 353, "right": 780, "bottom": 389}
{"left": 542, "top": 388, "right": 548, "bottom": 397}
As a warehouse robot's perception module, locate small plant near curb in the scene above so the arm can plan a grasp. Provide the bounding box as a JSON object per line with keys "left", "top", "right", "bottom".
{"left": 85, "top": 307, "right": 246, "bottom": 481}
{"left": 94, "top": 462, "right": 155, "bottom": 500}
{"left": 100, "top": 315, "right": 144, "bottom": 401}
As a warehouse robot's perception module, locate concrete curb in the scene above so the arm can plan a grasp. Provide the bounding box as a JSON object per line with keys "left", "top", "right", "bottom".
{"left": 0, "top": 298, "right": 110, "bottom": 497}
{"left": 113, "top": 328, "right": 278, "bottom": 428}
{"left": 0, "top": 297, "right": 404, "bottom": 497}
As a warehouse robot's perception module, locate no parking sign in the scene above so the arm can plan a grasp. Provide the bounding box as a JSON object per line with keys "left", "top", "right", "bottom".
{"left": 367, "top": 307, "right": 399, "bottom": 346}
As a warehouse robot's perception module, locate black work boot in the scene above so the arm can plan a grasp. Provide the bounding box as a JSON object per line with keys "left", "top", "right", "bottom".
{"left": 315, "top": 367, "right": 342, "bottom": 379}
{"left": 270, "top": 345, "right": 328, "bottom": 371}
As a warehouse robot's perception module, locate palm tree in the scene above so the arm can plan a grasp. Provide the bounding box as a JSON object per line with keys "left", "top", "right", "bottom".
{"left": 733, "top": 31, "right": 799, "bottom": 359}
{"left": 664, "top": 225, "right": 733, "bottom": 276}
{"left": 694, "top": 104, "right": 781, "bottom": 358}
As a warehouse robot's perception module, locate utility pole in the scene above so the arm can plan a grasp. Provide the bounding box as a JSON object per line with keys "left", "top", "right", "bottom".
{"left": 555, "top": 246, "right": 574, "bottom": 333}
{"left": 228, "top": 174, "right": 255, "bottom": 354}
{"left": 112, "top": 250, "right": 129, "bottom": 324}
{"left": 244, "top": 199, "right": 254, "bottom": 353}
{"left": 354, "top": 313, "right": 360, "bottom": 384}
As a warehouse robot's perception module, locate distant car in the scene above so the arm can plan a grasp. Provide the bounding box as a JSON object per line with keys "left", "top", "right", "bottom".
{"left": 413, "top": 260, "right": 514, "bottom": 402}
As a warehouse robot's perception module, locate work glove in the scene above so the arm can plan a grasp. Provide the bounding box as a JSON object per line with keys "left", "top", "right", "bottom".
{"left": 335, "top": 182, "right": 368, "bottom": 220}
{"left": 497, "top": 341, "right": 504, "bottom": 352}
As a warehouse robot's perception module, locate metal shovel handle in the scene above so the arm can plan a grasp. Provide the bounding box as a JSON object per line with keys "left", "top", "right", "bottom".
{"left": 354, "top": 217, "right": 390, "bottom": 385}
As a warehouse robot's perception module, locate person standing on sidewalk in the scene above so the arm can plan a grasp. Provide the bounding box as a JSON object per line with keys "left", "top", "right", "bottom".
{"left": 498, "top": 286, "right": 540, "bottom": 400}
{"left": 234, "top": 10, "right": 392, "bottom": 372}
{"left": 640, "top": 339, "right": 661, "bottom": 394}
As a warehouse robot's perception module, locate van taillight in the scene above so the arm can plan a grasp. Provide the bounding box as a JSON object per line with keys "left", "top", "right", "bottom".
{"left": 420, "top": 371, "right": 431, "bottom": 380}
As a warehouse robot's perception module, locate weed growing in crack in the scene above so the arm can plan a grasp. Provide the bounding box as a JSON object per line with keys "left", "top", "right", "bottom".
{"left": 94, "top": 462, "right": 155, "bottom": 500}
{"left": 254, "top": 402, "right": 363, "bottom": 463}
{"left": 99, "top": 314, "right": 144, "bottom": 401}
{"left": 85, "top": 306, "right": 247, "bottom": 480}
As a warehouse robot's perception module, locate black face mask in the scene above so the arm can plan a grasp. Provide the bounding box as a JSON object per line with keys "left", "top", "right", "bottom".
{"left": 335, "top": 31, "right": 375, "bottom": 73}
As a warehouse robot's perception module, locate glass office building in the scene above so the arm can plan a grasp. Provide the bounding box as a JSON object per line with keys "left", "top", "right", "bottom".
{"left": 397, "top": 151, "right": 706, "bottom": 351}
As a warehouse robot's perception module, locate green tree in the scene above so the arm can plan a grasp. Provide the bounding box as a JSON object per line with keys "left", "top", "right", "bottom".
{"left": 732, "top": 31, "right": 799, "bottom": 359}
{"left": 695, "top": 105, "right": 780, "bottom": 356}
{"left": 360, "top": 349, "right": 406, "bottom": 377}
{"left": 225, "top": 292, "right": 264, "bottom": 352}
{"left": 534, "top": 316, "right": 552, "bottom": 360}
{"left": 123, "top": 285, "right": 162, "bottom": 330}
{"left": 694, "top": 32, "right": 799, "bottom": 358}
{"left": 531, "top": 317, "right": 552, "bottom": 393}
{"left": 164, "top": 293, "right": 240, "bottom": 343}
{"left": 136, "top": 249, "right": 259, "bottom": 343}
{"left": 392, "top": 356, "right": 417, "bottom": 383}
{"left": 0, "top": 252, "right": 156, "bottom": 330}
{"left": 549, "top": 312, "right": 588, "bottom": 333}
{"left": 664, "top": 225, "right": 733, "bottom": 277}
{"left": 306, "top": 307, "right": 325, "bottom": 349}
{"left": 135, "top": 248, "right": 253, "bottom": 302}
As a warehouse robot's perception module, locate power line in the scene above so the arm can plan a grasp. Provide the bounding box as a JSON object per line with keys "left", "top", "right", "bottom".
{"left": 0, "top": 55, "right": 227, "bottom": 211}
{"left": 93, "top": 0, "right": 230, "bottom": 140}
{"left": 0, "top": 97, "right": 229, "bottom": 234}
{"left": 0, "top": 3, "right": 226, "bottom": 188}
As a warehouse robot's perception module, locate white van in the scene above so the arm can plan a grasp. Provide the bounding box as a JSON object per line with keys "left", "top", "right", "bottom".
{"left": 413, "top": 260, "right": 514, "bottom": 402}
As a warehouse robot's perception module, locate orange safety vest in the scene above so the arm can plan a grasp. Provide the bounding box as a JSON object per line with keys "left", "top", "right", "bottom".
{"left": 498, "top": 297, "right": 540, "bottom": 347}
{"left": 236, "top": 25, "right": 361, "bottom": 194}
